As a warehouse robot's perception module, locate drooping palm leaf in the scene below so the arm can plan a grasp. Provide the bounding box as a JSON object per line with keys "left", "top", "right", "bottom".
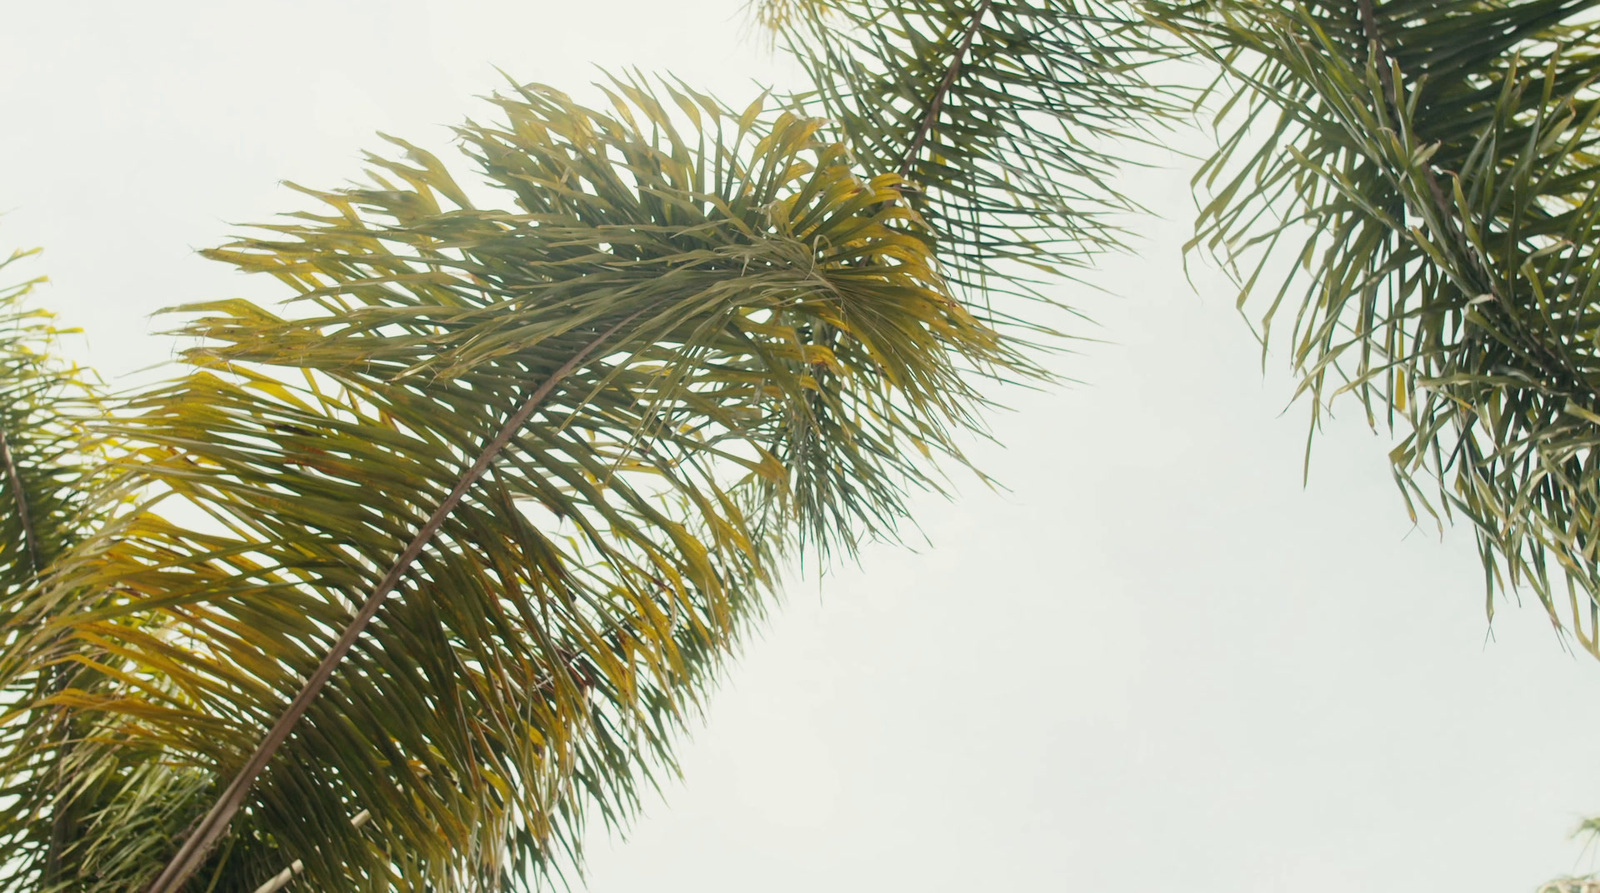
{"left": 0, "top": 79, "right": 1023, "bottom": 892}
{"left": 1153, "top": 0, "right": 1600, "bottom": 646}
{"left": 0, "top": 247, "right": 112, "bottom": 893}
{"left": 0, "top": 248, "right": 103, "bottom": 597}
{"left": 766, "top": 0, "right": 1177, "bottom": 302}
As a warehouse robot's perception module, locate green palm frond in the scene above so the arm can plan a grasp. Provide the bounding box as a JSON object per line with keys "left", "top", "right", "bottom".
{"left": 1153, "top": 0, "right": 1600, "bottom": 643}
{"left": 1539, "top": 815, "right": 1600, "bottom": 890}
{"left": 0, "top": 78, "right": 1023, "bottom": 892}
{"left": 0, "top": 247, "right": 112, "bottom": 893}
{"left": 0, "top": 248, "right": 103, "bottom": 595}
{"left": 766, "top": 0, "right": 1177, "bottom": 301}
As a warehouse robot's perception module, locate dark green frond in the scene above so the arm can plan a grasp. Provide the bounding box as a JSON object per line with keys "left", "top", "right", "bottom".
{"left": 0, "top": 79, "right": 1023, "bottom": 892}
{"left": 1155, "top": 0, "right": 1600, "bottom": 645}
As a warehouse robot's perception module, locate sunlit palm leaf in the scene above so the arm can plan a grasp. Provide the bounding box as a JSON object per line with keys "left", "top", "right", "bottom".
{"left": 1154, "top": 0, "right": 1600, "bottom": 642}
{"left": 0, "top": 79, "right": 1021, "bottom": 891}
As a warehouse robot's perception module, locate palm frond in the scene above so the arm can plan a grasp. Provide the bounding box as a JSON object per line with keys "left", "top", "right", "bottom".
{"left": 0, "top": 78, "right": 1023, "bottom": 892}
{"left": 767, "top": 0, "right": 1178, "bottom": 302}
{"left": 0, "top": 247, "right": 111, "bottom": 893}
{"left": 0, "top": 248, "right": 103, "bottom": 595}
{"left": 1153, "top": 0, "right": 1600, "bottom": 642}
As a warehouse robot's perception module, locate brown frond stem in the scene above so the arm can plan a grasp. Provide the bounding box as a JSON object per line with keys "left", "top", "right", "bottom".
{"left": 145, "top": 311, "right": 645, "bottom": 893}
{"left": 899, "top": 0, "right": 994, "bottom": 179}
{"left": 813, "top": 1, "right": 995, "bottom": 474}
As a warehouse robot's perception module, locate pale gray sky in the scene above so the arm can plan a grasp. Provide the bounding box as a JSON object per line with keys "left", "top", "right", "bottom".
{"left": 4, "top": 3, "right": 1600, "bottom": 891}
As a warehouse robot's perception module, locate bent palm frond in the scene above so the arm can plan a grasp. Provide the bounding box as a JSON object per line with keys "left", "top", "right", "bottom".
{"left": 1155, "top": 0, "right": 1600, "bottom": 644}
{"left": 0, "top": 80, "right": 1022, "bottom": 892}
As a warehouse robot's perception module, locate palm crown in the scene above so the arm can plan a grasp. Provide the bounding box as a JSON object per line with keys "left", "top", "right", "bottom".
{"left": 5, "top": 0, "right": 1600, "bottom": 890}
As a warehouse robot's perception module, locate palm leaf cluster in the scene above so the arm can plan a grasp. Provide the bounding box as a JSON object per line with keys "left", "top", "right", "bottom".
{"left": 0, "top": 80, "right": 1022, "bottom": 891}
{"left": 0, "top": 2, "right": 1185, "bottom": 888}
{"left": 20, "top": 0, "right": 1600, "bottom": 886}
{"left": 0, "top": 249, "right": 109, "bottom": 891}
{"left": 0, "top": 249, "right": 103, "bottom": 597}
{"left": 767, "top": 0, "right": 1176, "bottom": 302}
{"left": 1154, "top": 0, "right": 1600, "bottom": 643}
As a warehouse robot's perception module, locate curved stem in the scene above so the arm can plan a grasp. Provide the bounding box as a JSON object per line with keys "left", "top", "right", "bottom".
{"left": 145, "top": 313, "right": 642, "bottom": 893}
{"left": 899, "top": 0, "right": 995, "bottom": 179}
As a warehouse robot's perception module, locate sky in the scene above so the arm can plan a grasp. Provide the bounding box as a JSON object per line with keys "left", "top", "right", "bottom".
{"left": 5, "top": 3, "right": 1600, "bottom": 891}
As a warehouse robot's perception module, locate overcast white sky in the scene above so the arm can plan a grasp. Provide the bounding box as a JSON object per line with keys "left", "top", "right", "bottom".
{"left": 6, "top": 3, "right": 1600, "bottom": 891}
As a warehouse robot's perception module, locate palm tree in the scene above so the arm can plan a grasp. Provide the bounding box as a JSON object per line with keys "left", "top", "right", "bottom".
{"left": 10, "top": 0, "right": 1600, "bottom": 887}
{"left": 765, "top": 0, "right": 1600, "bottom": 882}
{"left": 0, "top": 80, "right": 1039, "bottom": 890}
{"left": 1, "top": 0, "right": 1182, "bottom": 883}
{"left": 770, "top": 0, "right": 1600, "bottom": 651}
{"left": 773, "top": 0, "right": 1600, "bottom": 664}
